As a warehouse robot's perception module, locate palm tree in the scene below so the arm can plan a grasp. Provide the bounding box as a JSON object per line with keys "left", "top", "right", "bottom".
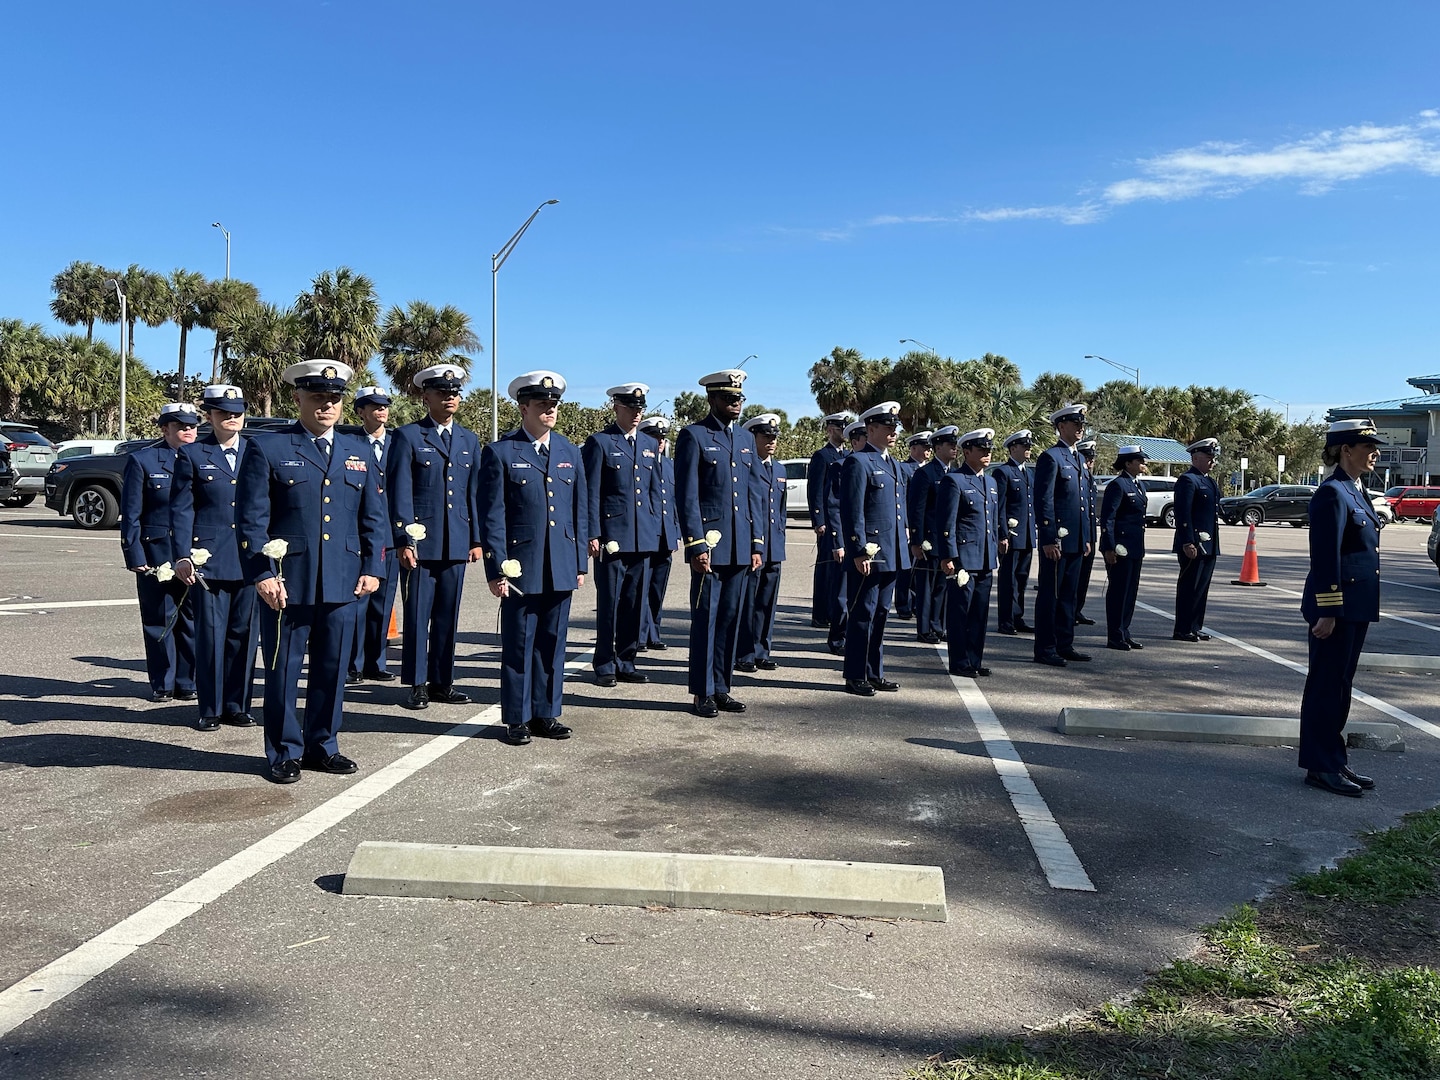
{"left": 167, "top": 269, "right": 210, "bottom": 387}
{"left": 378, "top": 300, "right": 480, "bottom": 395}
{"left": 1029, "top": 371, "right": 1087, "bottom": 415}
{"left": 43, "top": 335, "right": 121, "bottom": 433}
{"left": 106, "top": 265, "right": 172, "bottom": 357}
{"left": 199, "top": 278, "right": 261, "bottom": 381}
{"left": 0, "top": 319, "right": 47, "bottom": 420}
{"left": 226, "top": 302, "right": 304, "bottom": 416}
{"left": 295, "top": 267, "right": 380, "bottom": 369}
{"left": 808, "top": 346, "right": 890, "bottom": 415}
{"left": 49, "top": 261, "right": 113, "bottom": 342}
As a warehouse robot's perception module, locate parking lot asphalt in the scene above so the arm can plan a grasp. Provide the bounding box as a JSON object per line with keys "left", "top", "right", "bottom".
{"left": 2, "top": 505, "right": 1438, "bottom": 1079}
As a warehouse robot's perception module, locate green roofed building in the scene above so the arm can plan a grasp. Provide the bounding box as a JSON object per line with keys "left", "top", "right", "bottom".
{"left": 1326, "top": 374, "right": 1438, "bottom": 485}
{"left": 1094, "top": 433, "right": 1192, "bottom": 477}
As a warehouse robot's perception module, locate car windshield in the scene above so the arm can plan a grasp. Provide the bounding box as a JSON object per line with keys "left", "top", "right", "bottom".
{"left": 783, "top": 461, "right": 808, "bottom": 480}
{"left": 4, "top": 429, "right": 54, "bottom": 447}
{"left": 1384, "top": 487, "right": 1407, "bottom": 497}
{"left": 1249, "top": 485, "right": 1280, "bottom": 497}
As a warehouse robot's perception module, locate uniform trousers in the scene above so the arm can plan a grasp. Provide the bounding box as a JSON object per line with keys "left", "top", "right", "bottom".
{"left": 895, "top": 567, "right": 915, "bottom": 617}
{"left": 1076, "top": 540, "right": 1098, "bottom": 618}
{"left": 135, "top": 572, "right": 196, "bottom": 695}
{"left": 810, "top": 541, "right": 835, "bottom": 623}
{"left": 1298, "top": 619, "right": 1369, "bottom": 773}
{"left": 259, "top": 599, "right": 355, "bottom": 767}
{"left": 1173, "top": 554, "right": 1217, "bottom": 636}
{"left": 997, "top": 547, "right": 1032, "bottom": 631}
{"left": 825, "top": 556, "right": 848, "bottom": 649}
{"left": 944, "top": 571, "right": 992, "bottom": 673}
{"left": 642, "top": 549, "right": 674, "bottom": 647}
{"left": 1104, "top": 555, "right": 1143, "bottom": 645}
{"left": 348, "top": 570, "right": 399, "bottom": 675}
{"left": 193, "top": 577, "right": 258, "bottom": 719}
{"left": 1034, "top": 552, "right": 1082, "bottom": 658}
{"left": 593, "top": 552, "right": 649, "bottom": 675}
{"left": 500, "top": 589, "right": 573, "bottom": 725}
{"left": 738, "top": 561, "right": 782, "bottom": 664}
{"left": 843, "top": 566, "right": 896, "bottom": 682}
{"left": 687, "top": 563, "right": 748, "bottom": 697}
{"left": 913, "top": 557, "right": 947, "bottom": 638}
{"left": 401, "top": 559, "right": 466, "bottom": 687}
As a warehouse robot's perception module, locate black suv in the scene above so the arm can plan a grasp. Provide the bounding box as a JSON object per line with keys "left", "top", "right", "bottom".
{"left": 1218, "top": 484, "right": 1318, "bottom": 527}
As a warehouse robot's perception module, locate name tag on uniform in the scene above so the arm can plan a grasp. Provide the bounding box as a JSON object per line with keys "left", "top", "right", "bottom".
{"left": 148, "top": 472, "right": 168, "bottom": 479}
{"left": 345, "top": 458, "right": 367, "bottom": 471}
{"left": 642, "top": 450, "right": 655, "bottom": 458}
{"left": 611, "top": 451, "right": 625, "bottom": 457}
{"left": 280, "top": 460, "right": 305, "bottom": 467}
{"left": 416, "top": 446, "right": 437, "bottom": 454}
{"left": 199, "top": 463, "right": 218, "bottom": 470}
{"left": 556, "top": 461, "right": 574, "bottom": 469}
{"left": 510, "top": 462, "right": 532, "bottom": 469}
{"left": 740, "top": 447, "right": 751, "bottom": 454}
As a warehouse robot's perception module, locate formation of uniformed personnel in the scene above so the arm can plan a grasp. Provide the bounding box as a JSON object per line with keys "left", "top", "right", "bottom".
{"left": 674, "top": 369, "right": 763, "bottom": 717}
{"left": 346, "top": 386, "right": 400, "bottom": 683}
{"left": 1032, "top": 404, "right": 1094, "bottom": 667}
{"left": 839, "top": 401, "right": 911, "bottom": 696}
{"left": 907, "top": 427, "right": 955, "bottom": 645}
{"left": 388, "top": 364, "right": 483, "bottom": 709}
{"left": 120, "top": 401, "right": 199, "bottom": 703}
{"left": 638, "top": 415, "right": 679, "bottom": 651}
{"left": 583, "top": 382, "right": 664, "bottom": 686}
{"left": 478, "top": 371, "right": 589, "bottom": 745}
{"left": 994, "top": 430, "right": 1037, "bottom": 636}
{"left": 236, "top": 360, "right": 386, "bottom": 783}
{"left": 894, "top": 431, "right": 932, "bottom": 620}
{"left": 172, "top": 385, "right": 259, "bottom": 730}
{"left": 807, "top": 413, "right": 850, "bottom": 630}
{"left": 736, "top": 413, "right": 787, "bottom": 672}
{"left": 1098, "top": 445, "right": 1149, "bottom": 650}
{"left": 1073, "top": 440, "right": 1100, "bottom": 626}
{"left": 822, "top": 420, "right": 868, "bottom": 655}
{"left": 933, "top": 428, "right": 1005, "bottom": 677}
{"left": 1298, "top": 420, "right": 1385, "bottom": 797}
{"left": 1172, "top": 437, "right": 1222, "bottom": 642}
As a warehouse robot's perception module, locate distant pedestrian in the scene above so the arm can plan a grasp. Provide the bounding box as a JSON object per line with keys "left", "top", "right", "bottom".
{"left": 346, "top": 386, "right": 399, "bottom": 684}
{"left": 1172, "top": 438, "right": 1222, "bottom": 642}
{"left": 806, "top": 413, "right": 850, "bottom": 630}
{"left": 934, "top": 428, "right": 1004, "bottom": 678}
{"left": 736, "top": 413, "right": 787, "bottom": 672}
{"left": 994, "top": 430, "right": 1037, "bottom": 635}
{"left": 1074, "top": 440, "right": 1100, "bottom": 626}
{"left": 1032, "top": 404, "right": 1094, "bottom": 667}
{"left": 639, "top": 415, "right": 679, "bottom": 651}
{"left": 894, "top": 431, "right": 932, "bottom": 620}
{"left": 1099, "top": 445, "right": 1149, "bottom": 650}
{"left": 908, "top": 426, "right": 957, "bottom": 645}
{"left": 823, "top": 421, "right": 868, "bottom": 655}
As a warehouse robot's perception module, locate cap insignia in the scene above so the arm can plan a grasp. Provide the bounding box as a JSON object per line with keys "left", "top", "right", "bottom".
{"left": 322, "top": 366, "right": 337, "bottom": 380}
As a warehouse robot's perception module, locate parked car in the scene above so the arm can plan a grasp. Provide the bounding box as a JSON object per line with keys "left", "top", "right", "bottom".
{"left": 1429, "top": 507, "right": 1440, "bottom": 570}
{"left": 0, "top": 444, "right": 14, "bottom": 503}
{"left": 1365, "top": 489, "right": 1394, "bottom": 526}
{"left": 1384, "top": 485, "right": 1440, "bottom": 522}
{"left": 1094, "top": 473, "right": 1180, "bottom": 527}
{"left": 0, "top": 422, "right": 58, "bottom": 506}
{"left": 54, "top": 438, "right": 121, "bottom": 461}
{"left": 780, "top": 458, "right": 810, "bottom": 517}
{"left": 1218, "top": 484, "right": 1318, "bottom": 527}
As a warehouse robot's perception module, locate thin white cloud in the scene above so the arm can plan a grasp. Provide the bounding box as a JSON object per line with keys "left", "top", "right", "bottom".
{"left": 962, "top": 203, "right": 1105, "bottom": 225}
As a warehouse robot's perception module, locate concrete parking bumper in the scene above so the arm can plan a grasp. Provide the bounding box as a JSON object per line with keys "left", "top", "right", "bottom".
{"left": 1356, "top": 653, "right": 1440, "bottom": 675}
{"left": 1057, "top": 707, "right": 1405, "bottom": 752}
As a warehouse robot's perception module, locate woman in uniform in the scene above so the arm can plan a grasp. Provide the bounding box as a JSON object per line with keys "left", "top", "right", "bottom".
{"left": 1099, "top": 445, "right": 1148, "bottom": 650}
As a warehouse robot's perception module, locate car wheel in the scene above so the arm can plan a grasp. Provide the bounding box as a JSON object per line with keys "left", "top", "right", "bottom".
{"left": 1161, "top": 504, "right": 1175, "bottom": 529}
{"left": 2, "top": 492, "right": 36, "bottom": 507}
{"left": 72, "top": 485, "right": 119, "bottom": 529}
{"left": 1242, "top": 507, "right": 1264, "bottom": 527}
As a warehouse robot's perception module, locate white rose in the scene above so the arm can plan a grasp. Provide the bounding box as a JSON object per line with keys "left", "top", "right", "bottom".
{"left": 261, "top": 539, "right": 289, "bottom": 560}
{"left": 1057, "top": 527, "right": 1069, "bottom": 538}
{"left": 405, "top": 523, "right": 427, "bottom": 541}
{"left": 1198, "top": 531, "right": 1212, "bottom": 542}
{"left": 955, "top": 568, "right": 970, "bottom": 586}
{"left": 604, "top": 540, "right": 620, "bottom": 554}
{"left": 921, "top": 540, "right": 932, "bottom": 552}
{"left": 864, "top": 543, "right": 880, "bottom": 557}
{"left": 500, "top": 559, "right": 522, "bottom": 579}
{"left": 188, "top": 548, "right": 211, "bottom": 567}
{"left": 1114, "top": 544, "right": 1128, "bottom": 558}
{"left": 153, "top": 562, "right": 175, "bottom": 583}
{"left": 1007, "top": 518, "right": 1019, "bottom": 530}
{"left": 704, "top": 530, "right": 722, "bottom": 547}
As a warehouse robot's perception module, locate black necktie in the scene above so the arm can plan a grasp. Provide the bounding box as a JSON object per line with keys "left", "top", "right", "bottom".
{"left": 537, "top": 441, "right": 549, "bottom": 460}
{"left": 316, "top": 437, "right": 329, "bottom": 458}
{"left": 441, "top": 428, "right": 452, "bottom": 454}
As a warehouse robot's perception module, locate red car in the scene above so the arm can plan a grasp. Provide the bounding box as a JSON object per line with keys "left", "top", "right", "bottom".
{"left": 1384, "top": 486, "right": 1440, "bottom": 522}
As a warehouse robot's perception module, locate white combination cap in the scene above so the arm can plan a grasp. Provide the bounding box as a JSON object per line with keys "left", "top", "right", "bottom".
{"left": 413, "top": 364, "right": 466, "bottom": 391}
{"left": 698, "top": 369, "right": 747, "bottom": 393}
{"left": 507, "top": 370, "right": 566, "bottom": 402}
{"left": 282, "top": 360, "right": 354, "bottom": 391}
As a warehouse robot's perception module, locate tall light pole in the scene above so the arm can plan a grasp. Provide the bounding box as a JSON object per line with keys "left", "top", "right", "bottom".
{"left": 1255, "top": 393, "right": 1291, "bottom": 424}
{"left": 211, "top": 222, "right": 231, "bottom": 279}
{"left": 491, "top": 199, "right": 559, "bottom": 441}
{"left": 1084, "top": 353, "right": 1140, "bottom": 387}
{"left": 107, "top": 279, "right": 128, "bottom": 439}
{"left": 899, "top": 337, "right": 936, "bottom": 354}
{"left": 739, "top": 354, "right": 757, "bottom": 367}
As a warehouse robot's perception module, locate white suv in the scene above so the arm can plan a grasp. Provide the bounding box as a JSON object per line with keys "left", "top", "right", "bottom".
{"left": 1094, "top": 473, "right": 1180, "bottom": 527}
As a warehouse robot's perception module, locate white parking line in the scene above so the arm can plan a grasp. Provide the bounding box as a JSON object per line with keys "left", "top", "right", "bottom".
{"left": 0, "top": 532, "right": 117, "bottom": 542}
{"left": 1260, "top": 582, "right": 1440, "bottom": 634}
{"left": 1134, "top": 599, "right": 1440, "bottom": 741}
{"left": 1381, "top": 578, "right": 1440, "bottom": 595}
{"left": 929, "top": 644, "right": 1095, "bottom": 892}
{"left": 0, "top": 598, "right": 137, "bottom": 612}
{"left": 0, "top": 650, "right": 595, "bottom": 1038}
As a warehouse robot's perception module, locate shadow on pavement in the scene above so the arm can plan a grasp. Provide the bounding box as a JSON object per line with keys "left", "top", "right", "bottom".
{"left": 0, "top": 732, "right": 260, "bottom": 775}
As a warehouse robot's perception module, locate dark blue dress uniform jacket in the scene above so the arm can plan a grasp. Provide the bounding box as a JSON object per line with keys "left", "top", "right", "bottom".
{"left": 172, "top": 435, "right": 249, "bottom": 579}
{"left": 121, "top": 442, "right": 181, "bottom": 569}
{"left": 1172, "top": 469, "right": 1222, "bottom": 555}
{"left": 908, "top": 458, "right": 947, "bottom": 552}
{"left": 1099, "top": 475, "right": 1148, "bottom": 557}
{"left": 387, "top": 417, "right": 483, "bottom": 560}
{"left": 823, "top": 455, "right": 846, "bottom": 548}
{"left": 674, "top": 415, "right": 763, "bottom": 565}
{"left": 993, "top": 460, "right": 1038, "bottom": 549}
{"left": 479, "top": 429, "right": 588, "bottom": 592}
{"left": 840, "top": 446, "right": 912, "bottom": 571}
{"left": 236, "top": 427, "right": 387, "bottom": 602}
{"left": 750, "top": 456, "right": 788, "bottom": 562}
{"left": 1301, "top": 471, "right": 1381, "bottom": 624}
{"left": 933, "top": 465, "right": 1001, "bottom": 571}
{"left": 807, "top": 443, "right": 845, "bottom": 544}
{"left": 1033, "top": 445, "right": 1093, "bottom": 553}
{"left": 656, "top": 453, "right": 680, "bottom": 549}
{"left": 582, "top": 425, "right": 663, "bottom": 552}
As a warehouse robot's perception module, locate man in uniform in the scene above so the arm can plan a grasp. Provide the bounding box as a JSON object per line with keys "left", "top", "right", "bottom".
{"left": 1073, "top": 440, "right": 1101, "bottom": 626}
{"left": 346, "top": 385, "right": 399, "bottom": 684}
{"left": 639, "top": 415, "right": 679, "bottom": 651}
{"left": 839, "top": 401, "right": 910, "bottom": 696}
{"left": 583, "top": 383, "right": 664, "bottom": 686}
{"left": 736, "top": 413, "right": 787, "bottom": 673}
{"left": 934, "top": 428, "right": 1005, "bottom": 677}
{"left": 1032, "top": 404, "right": 1093, "bottom": 667}
{"left": 908, "top": 426, "right": 956, "bottom": 644}
{"left": 388, "top": 364, "right": 483, "bottom": 709}
{"left": 173, "top": 385, "right": 258, "bottom": 730}
{"left": 823, "top": 420, "right": 868, "bottom": 655}
{"left": 895, "top": 431, "right": 932, "bottom": 619}
{"left": 674, "top": 369, "right": 763, "bottom": 717}
{"left": 1173, "top": 437, "right": 1223, "bottom": 642}
{"left": 236, "top": 360, "right": 385, "bottom": 783}
{"left": 994, "top": 430, "right": 1037, "bottom": 636}
{"left": 121, "top": 401, "right": 199, "bottom": 703}
{"left": 479, "top": 371, "right": 588, "bottom": 745}
{"left": 806, "top": 413, "right": 850, "bottom": 629}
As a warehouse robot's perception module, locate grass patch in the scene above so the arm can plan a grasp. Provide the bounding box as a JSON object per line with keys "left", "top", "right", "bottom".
{"left": 911, "top": 808, "right": 1440, "bottom": 1080}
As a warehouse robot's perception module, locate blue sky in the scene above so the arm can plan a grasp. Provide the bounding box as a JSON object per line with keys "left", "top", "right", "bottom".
{"left": 3, "top": 1, "right": 1438, "bottom": 423}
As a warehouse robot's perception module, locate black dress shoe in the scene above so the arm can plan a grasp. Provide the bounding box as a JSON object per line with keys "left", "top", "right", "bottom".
{"left": 734, "top": 661, "right": 757, "bottom": 673}
{"left": 996, "top": 626, "right": 1018, "bottom": 636}
{"left": 1341, "top": 766, "right": 1376, "bottom": 789}
{"left": 223, "top": 712, "right": 258, "bottom": 727}
{"left": 268, "top": 759, "right": 301, "bottom": 784}
{"left": 596, "top": 673, "right": 618, "bottom": 688}
{"left": 714, "top": 693, "right": 747, "bottom": 713}
{"left": 635, "top": 644, "right": 649, "bottom": 652}
{"left": 844, "top": 679, "right": 877, "bottom": 696}
{"left": 1305, "top": 770, "right": 1363, "bottom": 797}
{"left": 1106, "top": 641, "right": 1132, "bottom": 651}
{"left": 895, "top": 610, "right": 915, "bottom": 620}
{"left": 1196, "top": 632, "right": 1212, "bottom": 641}
{"left": 530, "top": 718, "right": 572, "bottom": 739}
{"left": 693, "top": 695, "right": 719, "bottom": 718}
{"left": 952, "top": 667, "right": 979, "bottom": 678}
{"left": 1125, "top": 640, "right": 1145, "bottom": 650}
{"left": 810, "top": 619, "right": 829, "bottom": 629}
{"left": 196, "top": 716, "right": 221, "bottom": 731}
{"left": 1014, "top": 621, "right": 1034, "bottom": 634}
{"left": 869, "top": 678, "right": 900, "bottom": 692}
{"left": 1075, "top": 614, "right": 1096, "bottom": 625}
{"left": 756, "top": 659, "right": 778, "bottom": 671}
{"left": 149, "top": 690, "right": 173, "bottom": 703}
{"left": 1058, "top": 649, "right": 1091, "bottom": 662}
{"left": 361, "top": 669, "right": 397, "bottom": 682}
{"left": 616, "top": 671, "right": 650, "bottom": 684}
{"left": 975, "top": 667, "right": 992, "bottom": 676}
{"left": 1173, "top": 632, "right": 1200, "bottom": 642}
{"left": 428, "top": 684, "right": 472, "bottom": 705}
{"left": 649, "top": 641, "right": 669, "bottom": 651}
{"left": 828, "top": 642, "right": 846, "bottom": 655}
{"left": 302, "top": 752, "right": 358, "bottom": 774}
{"left": 504, "top": 723, "right": 532, "bottom": 745}
{"left": 174, "top": 688, "right": 197, "bottom": 701}
{"left": 1034, "top": 654, "right": 1067, "bottom": 667}
{"left": 407, "top": 686, "right": 430, "bottom": 710}
{"left": 917, "top": 632, "right": 942, "bottom": 644}
{"left": 345, "top": 671, "right": 362, "bottom": 685}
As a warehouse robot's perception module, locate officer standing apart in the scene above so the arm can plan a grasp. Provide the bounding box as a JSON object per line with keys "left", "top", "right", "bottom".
{"left": 1172, "top": 437, "right": 1223, "bottom": 642}
{"left": 823, "top": 420, "right": 868, "bottom": 655}
{"left": 994, "top": 431, "right": 1037, "bottom": 636}
{"left": 840, "top": 401, "right": 911, "bottom": 696}
{"left": 121, "top": 401, "right": 199, "bottom": 703}
{"left": 1033, "top": 404, "right": 1093, "bottom": 667}
{"left": 895, "top": 431, "right": 932, "bottom": 619}
{"left": 1298, "top": 421, "right": 1385, "bottom": 797}
{"left": 806, "top": 413, "right": 850, "bottom": 629}
{"left": 674, "top": 369, "right": 763, "bottom": 718}
{"left": 583, "top": 383, "right": 663, "bottom": 687}
{"left": 736, "top": 413, "right": 787, "bottom": 673}
{"left": 173, "top": 385, "right": 259, "bottom": 730}
{"left": 1074, "top": 440, "right": 1101, "bottom": 626}
{"left": 388, "top": 364, "right": 483, "bottom": 709}
{"left": 1099, "top": 445, "right": 1149, "bottom": 650}
{"left": 639, "top": 415, "right": 679, "bottom": 651}
{"left": 346, "top": 386, "right": 399, "bottom": 684}
{"left": 236, "top": 361, "right": 385, "bottom": 783}
{"left": 933, "top": 428, "right": 1006, "bottom": 678}
{"left": 479, "top": 372, "right": 589, "bottom": 746}
{"left": 908, "top": 426, "right": 956, "bottom": 645}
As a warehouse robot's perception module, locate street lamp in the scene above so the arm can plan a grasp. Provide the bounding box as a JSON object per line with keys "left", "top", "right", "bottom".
{"left": 739, "top": 354, "right": 757, "bottom": 367}
{"left": 899, "top": 337, "right": 936, "bottom": 354}
{"left": 1255, "top": 393, "right": 1291, "bottom": 424}
{"left": 1085, "top": 354, "right": 1140, "bottom": 387}
{"left": 107, "top": 278, "right": 127, "bottom": 439}
{"left": 211, "top": 222, "right": 230, "bottom": 280}
{"left": 490, "top": 200, "right": 559, "bottom": 441}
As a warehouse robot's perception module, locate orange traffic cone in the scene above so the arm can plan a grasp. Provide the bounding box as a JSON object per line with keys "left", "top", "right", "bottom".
{"left": 386, "top": 602, "right": 401, "bottom": 645}
{"left": 1230, "top": 524, "right": 1267, "bottom": 587}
